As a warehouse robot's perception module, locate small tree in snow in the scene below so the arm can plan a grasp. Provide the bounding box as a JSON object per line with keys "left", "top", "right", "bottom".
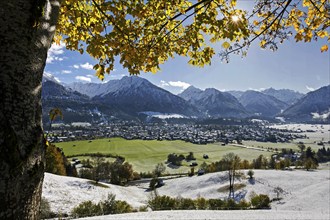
{"left": 247, "top": 170, "right": 254, "bottom": 179}
{"left": 153, "top": 163, "right": 166, "bottom": 177}
{"left": 273, "top": 186, "right": 284, "bottom": 201}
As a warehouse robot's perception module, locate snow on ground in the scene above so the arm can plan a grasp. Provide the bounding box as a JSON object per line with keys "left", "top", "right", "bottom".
{"left": 269, "top": 123, "right": 330, "bottom": 142}
{"left": 42, "top": 173, "right": 148, "bottom": 214}
{"left": 80, "top": 210, "right": 328, "bottom": 220}
{"left": 42, "top": 169, "right": 330, "bottom": 219}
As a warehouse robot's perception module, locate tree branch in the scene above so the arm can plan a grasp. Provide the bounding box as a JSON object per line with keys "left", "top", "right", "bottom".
{"left": 225, "top": 0, "right": 293, "bottom": 56}
{"left": 308, "top": 0, "right": 330, "bottom": 19}
{"left": 150, "top": 1, "right": 210, "bottom": 49}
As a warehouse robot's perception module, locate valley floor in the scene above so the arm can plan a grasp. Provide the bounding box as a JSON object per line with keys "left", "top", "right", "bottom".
{"left": 42, "top": 168, "right": 330, "bottom": 219}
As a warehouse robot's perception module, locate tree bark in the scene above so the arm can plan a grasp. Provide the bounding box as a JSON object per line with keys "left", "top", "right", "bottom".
{"left": 0, "top": 0, "right": 61, "bottom": 218}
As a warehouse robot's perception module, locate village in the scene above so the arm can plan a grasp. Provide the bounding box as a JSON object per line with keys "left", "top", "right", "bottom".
{"left": 46, "top": 121, "right": 307, "bottom": 145}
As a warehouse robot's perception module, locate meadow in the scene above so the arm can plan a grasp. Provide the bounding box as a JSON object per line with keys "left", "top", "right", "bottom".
{"left": 56, "top": 138, "right": 274, "bottom": 173}
{"left": 241, "top": 140, "right": 323, "bottom": 152}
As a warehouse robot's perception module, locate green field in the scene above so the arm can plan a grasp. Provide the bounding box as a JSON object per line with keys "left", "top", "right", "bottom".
{"left": 242, "top": 140, "right": 326, "bottom": 152}
{"left": 56, "top": 138, "right": 274, "bottom": 173}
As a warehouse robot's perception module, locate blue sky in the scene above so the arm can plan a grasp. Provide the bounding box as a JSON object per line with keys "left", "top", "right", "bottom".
{"left": 45, "top": 36, "right": 329, "bottom": 95}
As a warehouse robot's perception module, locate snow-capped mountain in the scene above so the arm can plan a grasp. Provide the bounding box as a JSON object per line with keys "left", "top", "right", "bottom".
{"left": 91, "top": 76, "right": 200, "bottom": 117}
{"left": 179, "top": 86, "right": 249, "bottom": 118}
{"left": 43, "top": 72, "right": 62, "bottom": 84}
{"left": 238, "top": 90, "right": 288, "bottom": 117}
{"left": 261, "top": 88, "right": 304, "bottom": 105}
{"left": 42, "top": 76, "right": 127, "bottom": 124}
{"left": 42, "top": 73, "right": 329, "bottom": 123}
{"left": 280, "top": 85, "right": 330, "bottom": 122}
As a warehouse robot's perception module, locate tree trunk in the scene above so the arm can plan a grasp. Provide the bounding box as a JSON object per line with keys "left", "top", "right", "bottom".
{"left": 0, "top": 0, "right": 61, "bottom": 218}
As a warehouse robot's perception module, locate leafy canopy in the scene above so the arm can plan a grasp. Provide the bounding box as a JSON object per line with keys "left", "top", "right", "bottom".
{"left": 55, "top": 0, "right": 329, "bottom": 79}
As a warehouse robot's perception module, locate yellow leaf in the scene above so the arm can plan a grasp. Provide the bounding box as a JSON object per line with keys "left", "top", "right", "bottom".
{"left": 49, "top": 108, "right": 63, "bottom": 122}
{"left": 294, "top": 33, "right": 303, "bottom": 42}
{"left": 260, "top": 40, "right": 267, "bottom": 47}
{"left": 95, "top": 65, "right": 105, "bottom": 80}
{"left": 321, "top": 44, "right": 328, "bottom": 53}
{"left": 222, "top": 41, "right": 231, "bottom": 49}
{"left": 317, "top": 31, "right": 328, "bottom": 38}
{"left": 302, "top": 0, "right": 311, "bottom": 7}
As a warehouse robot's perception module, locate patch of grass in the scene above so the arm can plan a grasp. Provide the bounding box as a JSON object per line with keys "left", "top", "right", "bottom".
{"left": 243, "top": 140, "right": 322, "bottom": 152}
{"left": 217, "top": 183, "right": 246, "bottom": 193}
{"left": 56, "top": 138, "right": 273, "bottom": 173}
{"left": 87, "top": 180, "right": 110, "bottom": 188}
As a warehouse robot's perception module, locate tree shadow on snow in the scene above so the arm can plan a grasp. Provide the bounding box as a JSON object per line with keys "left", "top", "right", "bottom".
{"left": 248, "top": 178, "right": 255, "bottom": 185}
{"left": 233, "top": 189, "right": 247, "bottom": 202}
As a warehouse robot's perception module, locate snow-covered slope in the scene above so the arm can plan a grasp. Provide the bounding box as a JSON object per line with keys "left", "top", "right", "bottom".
{"left": 43, "top": 169, "right": 330, "bottom": 219}
{"left": 42, "top": 173, "right": 147, "bottom": 214}
{"left": 280, "top": 85, "right": 330, "bottom": 122}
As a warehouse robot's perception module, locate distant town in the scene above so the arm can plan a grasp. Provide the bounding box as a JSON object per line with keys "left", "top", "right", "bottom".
{"left": 46, "top": 121, "right": 308, "bottom": 145}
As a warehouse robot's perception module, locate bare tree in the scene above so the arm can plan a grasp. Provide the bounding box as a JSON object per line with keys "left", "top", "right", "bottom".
{"left": 274, "top": 186, "right": 284, "bottom": 201}
{"left": 222, "top": 153, "right": 241, "bottom": 198}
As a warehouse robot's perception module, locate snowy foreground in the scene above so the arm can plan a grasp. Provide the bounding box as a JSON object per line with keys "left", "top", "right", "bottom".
{"left": 43, "top": 169, "right": 330, "bottom": 219}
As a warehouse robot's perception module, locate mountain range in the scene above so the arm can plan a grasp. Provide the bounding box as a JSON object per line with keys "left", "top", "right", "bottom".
{"left": 42, "top": 74, "right": 329, "bottom": 123}
{"left": 178, "top": 86, "right": 248, "bottom": 118}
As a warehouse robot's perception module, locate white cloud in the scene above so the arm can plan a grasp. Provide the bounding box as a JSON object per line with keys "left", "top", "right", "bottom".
{"left": 75, "top": 76, "right": 92, "bottom": 83}
{"left": 160, "top": 80, "right": 191, "bottom": 89}
{"left": 306, "top": 85, "right": 315, "bottom": 92}
{"left": 73, "top": 65, "right": 80, "bottom": 69}
{"left": 168, "top": 81, "right": 191, "bottom": 90}
{"left": 159, "top": 80, "right": 191, "bottom": 92}
{"left": 248, "top": 87, "right": 265, "bottom": 92}
{"left": 80, "top": 62, "right": 93, "bottom": 70}
{"left": 46, "top": 42, "right": 65, "bottom": 64}
{"left": 86, "top": 74, "right": 94, "bottom": 78}
{"left": 160, "top": 80, "right": 170, "bottom": 87}
{"left": 62, "top": 70, "right": 72, "bottom": 74}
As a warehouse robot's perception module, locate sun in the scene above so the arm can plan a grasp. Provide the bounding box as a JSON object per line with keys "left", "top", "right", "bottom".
{"left": 231, "top": 15, "right": 240, "bottom": 22}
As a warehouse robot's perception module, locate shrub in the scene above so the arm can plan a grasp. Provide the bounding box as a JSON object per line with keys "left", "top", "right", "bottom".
{"left": 132, "top": 171, "right": 141, "bottom": 180}
{"left": 195, "top": 197, "right": 208, "bottom": 210}
{"left": 237, "top": 199, "right": 251, "bottom": 210}
{"left": 177, "top": 198, "right": 196, "bottom": 210}
{"left": 148, "top": 195, "right": 177, "bottom": 210}
{"left": 101, "top": 194, "right": 133, "bottom": 214}
{"left": 149, "top": 177, "right": 158, "bottom": 190}
{"left": 251, "top": 194, "right": 271, "bottom": 209}
{"left": 114, "top": 200, "right": 133, "bottom": 214}
{"left": 101, "top": 194, "right": 117, "bottom": 215}
{"left": 167, "top": 153, "right": 184, "bottom": 166}
{"left": 140, "top": 171, "right": 154, "bottom": 178}
{"left": 71, "top": 194, "right": 133, "bottom": 218}
{"left": 79, "top": 168, "right": 94, "bottom": 180}
{"left": 71, "top": 201, "right": 102, "bottom": 218}
{"left": 39, "top": 197, "right": 55, "bottom": 219}
{"left": 225, "top": 199, "right": 238, "bottom": 210}
{"left": 186, "top": 152, "right": 196, "bottom": 161}
{"left": 139, "top": 206, "right": 148, "bottom": 212}
{"left": 208, "top": 199, "right": 225, "bottom": 210}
